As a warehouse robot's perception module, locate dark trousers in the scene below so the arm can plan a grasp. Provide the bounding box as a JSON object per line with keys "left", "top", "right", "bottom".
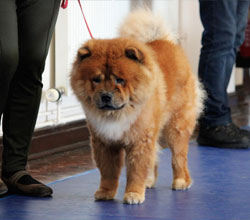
{"left": 198, "top": 0, "right": 250, "bottom": 127}
{"left": 0, "top": 0, "right": 61, "bottom": 172}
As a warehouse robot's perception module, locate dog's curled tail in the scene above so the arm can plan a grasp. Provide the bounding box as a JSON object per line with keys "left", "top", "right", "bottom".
{"left": 119, "top": 9, "right": 177, "bottom": 44}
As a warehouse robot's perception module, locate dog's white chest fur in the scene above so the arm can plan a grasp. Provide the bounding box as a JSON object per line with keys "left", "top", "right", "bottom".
{"left": 86, "top": 111, "right": 138, "bottom": 142}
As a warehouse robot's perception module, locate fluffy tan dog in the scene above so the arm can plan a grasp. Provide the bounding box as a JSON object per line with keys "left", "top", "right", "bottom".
{"left": 70, "top": 9, "right": 204, "bottom": 204}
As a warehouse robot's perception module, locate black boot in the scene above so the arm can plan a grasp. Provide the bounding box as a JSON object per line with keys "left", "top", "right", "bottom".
{"left": 197, "top": 123, "right": 250, "bottom": 149}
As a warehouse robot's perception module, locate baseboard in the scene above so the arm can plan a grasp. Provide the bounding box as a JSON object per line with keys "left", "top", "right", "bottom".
{"left": 0, "top": 120, "right": 90, "bottom": 161}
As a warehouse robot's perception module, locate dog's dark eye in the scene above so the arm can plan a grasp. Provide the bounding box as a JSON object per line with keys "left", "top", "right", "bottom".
{"left": 92, "top": 77, "right": 101, "bottom": 84}
{"left": 115, "top": 78, "right": 124, "bottom": 85}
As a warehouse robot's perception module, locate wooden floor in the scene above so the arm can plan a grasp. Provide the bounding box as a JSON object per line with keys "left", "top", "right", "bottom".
{"left": 0, "top": 86, "right": 250, "bottom": 192}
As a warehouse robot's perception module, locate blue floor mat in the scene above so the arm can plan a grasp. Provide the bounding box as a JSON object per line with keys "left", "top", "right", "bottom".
{"left": 1, "top": 142, "right": 250, "bottom": 220}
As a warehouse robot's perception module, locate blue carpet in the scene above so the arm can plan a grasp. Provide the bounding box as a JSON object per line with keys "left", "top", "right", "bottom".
{"left": 1, "top": 142, "right": 250, "bottom": 220}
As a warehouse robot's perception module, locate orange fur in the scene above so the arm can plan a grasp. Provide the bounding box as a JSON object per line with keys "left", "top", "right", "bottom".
{"left": 70, "top": 12, "right": 204, "bottom": 205}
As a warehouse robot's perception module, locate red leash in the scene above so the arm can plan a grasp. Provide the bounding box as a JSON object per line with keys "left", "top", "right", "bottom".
{"left": 61, "top": 0, "right": 94, "bottom": 39}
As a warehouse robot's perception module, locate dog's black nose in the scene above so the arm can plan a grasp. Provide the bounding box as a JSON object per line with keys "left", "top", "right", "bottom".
{"left": 101, "top": 93, "right": 112, "bottom": 103}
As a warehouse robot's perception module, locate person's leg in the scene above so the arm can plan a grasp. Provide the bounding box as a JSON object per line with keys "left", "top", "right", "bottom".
{"left": 2, "top": 0, "right": 60, "bottom": 175}
{"left": 0, "top": 0, "right": 19, "bottom": 197}
{"left": 0, "top": 0, "right": 19, "bottom": 121}
{"left": 235, "top": 1, "right": 249, "bottom": 52}
{"left": 232, "top": 1, "right": 250, "bottom": 138}
{"left": 198, "top": 0, "right": 250, "bottom": 148}
{"left": 198, "top": 0, "right": 238, "bottom": 127}
{"left": 224, "top": 0, "right": 250, "bottom": 90}
{"left": 221, "top": 2, "right": 249, "bottom": 122}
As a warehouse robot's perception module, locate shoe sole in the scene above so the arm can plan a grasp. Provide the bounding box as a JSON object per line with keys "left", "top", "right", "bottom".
{"left": 197, "top": 137, "right": 250, "bottom": 149}
{"left": 7, "top": 186, "right": 53, "bottom": 197}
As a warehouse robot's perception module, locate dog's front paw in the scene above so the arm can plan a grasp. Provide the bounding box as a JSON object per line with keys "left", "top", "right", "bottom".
{"left": 94, "top": 189, "right": 116, "bottom": 200}
{"left": 123, "top": 192, "right": 145, "bottom": 204}
{"left": 172, "top": 178, "right": 192, "bottom": 190}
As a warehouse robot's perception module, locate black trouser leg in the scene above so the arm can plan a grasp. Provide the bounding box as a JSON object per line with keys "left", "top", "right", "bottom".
{"left": 0, "top": 0, "right": 61, "bottom": 173}
{"left": 0, "top": 0, "right": 19, "bottom": 119}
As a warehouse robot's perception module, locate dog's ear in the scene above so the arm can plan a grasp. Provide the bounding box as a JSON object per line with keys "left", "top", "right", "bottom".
{"left": 78, "top": 47, "right": 91, "bottom": 61}
{"left": 125, "top": 47, "right": 144, "bottom": 63}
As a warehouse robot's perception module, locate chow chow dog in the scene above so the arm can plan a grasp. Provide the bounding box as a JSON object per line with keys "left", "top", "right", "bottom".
{"left": 70, "top": 9, "right": 204, "bottom": 204}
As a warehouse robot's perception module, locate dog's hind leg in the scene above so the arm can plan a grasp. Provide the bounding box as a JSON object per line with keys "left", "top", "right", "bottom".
{"left": 165, "top": 112, "right": 196, "bottom": 190}
{"left": 146, "top": 143, "right": 160, "bottom": 188}
{"left": 169, "top": 133, "right": 192, "bottom": 190}
{"left": 145, "top": 161, "right": 158, "bottom": 188}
